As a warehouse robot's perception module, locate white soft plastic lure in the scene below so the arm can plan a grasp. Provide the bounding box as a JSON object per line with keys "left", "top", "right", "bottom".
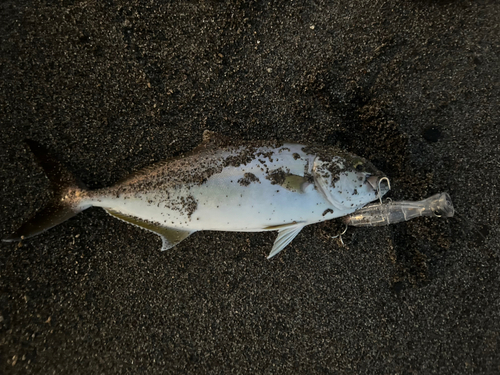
{"left": 3, "top": 132, "right": 389, "bottom": 258}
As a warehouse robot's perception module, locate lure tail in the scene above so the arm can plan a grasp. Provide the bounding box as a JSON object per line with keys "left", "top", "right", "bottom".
{"left": 3, "top": 140, "right": 88, "bottom": 242}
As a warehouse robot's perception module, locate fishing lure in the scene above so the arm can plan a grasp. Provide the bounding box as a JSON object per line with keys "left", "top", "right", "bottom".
{"left": 343, "top": 192, "right": 455, "bottom": 227}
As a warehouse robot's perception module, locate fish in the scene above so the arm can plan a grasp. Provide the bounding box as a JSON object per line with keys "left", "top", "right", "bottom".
{"left": 2, "top": 131, "right": 390, "bottom": 258}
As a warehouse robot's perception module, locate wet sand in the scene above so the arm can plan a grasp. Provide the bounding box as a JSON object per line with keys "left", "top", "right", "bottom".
{"left": 1, "top": 0, "right": 499, "bottom": 373}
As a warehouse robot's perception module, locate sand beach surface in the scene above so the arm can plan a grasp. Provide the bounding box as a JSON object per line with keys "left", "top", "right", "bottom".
{"left": 1, "top": 0, "right": 499, "bottom": 373}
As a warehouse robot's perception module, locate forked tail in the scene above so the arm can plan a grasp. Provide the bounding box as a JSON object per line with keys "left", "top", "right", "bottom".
{"left": 3, "top": 140, "right": 88, "bottom": 242}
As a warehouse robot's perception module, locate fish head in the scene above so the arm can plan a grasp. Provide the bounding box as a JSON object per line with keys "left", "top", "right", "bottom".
{"left": 312, "top": 153, "right": 389, "bottom": 211}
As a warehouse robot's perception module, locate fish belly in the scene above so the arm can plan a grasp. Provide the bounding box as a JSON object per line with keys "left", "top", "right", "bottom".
{"left": 189, "top": 172, "right": 333, "bottom": 231}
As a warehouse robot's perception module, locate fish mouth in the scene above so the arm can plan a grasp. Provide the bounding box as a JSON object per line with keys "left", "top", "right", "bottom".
{"left": 366, "top": 175, "right": 391, "bottom": 197}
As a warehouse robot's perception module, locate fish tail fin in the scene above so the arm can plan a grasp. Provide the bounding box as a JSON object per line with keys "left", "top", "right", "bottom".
{"left": 2, "top": 140, "right": 89, "bottom": 242}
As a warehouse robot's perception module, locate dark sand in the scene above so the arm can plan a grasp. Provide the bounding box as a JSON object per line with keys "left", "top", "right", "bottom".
{"left": 1, "top": 0, "right": 499, "bottom": 373}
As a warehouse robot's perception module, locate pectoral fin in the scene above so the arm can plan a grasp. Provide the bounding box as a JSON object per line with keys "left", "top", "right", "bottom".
{"left": 268, "top": 224, "right": 306, "bottom": 259}
{"left": 266, "top": 169, "right": 311, "bottom": 193}
{"left": 105, "top": 209, "right": 195, "bottom": 250}
{"left": 283, "top": 174, "right": 311, "bottom": 193}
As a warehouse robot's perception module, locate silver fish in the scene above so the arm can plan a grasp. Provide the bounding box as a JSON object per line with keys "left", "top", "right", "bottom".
{"left": 3, "top": 131, "right": 389, "bottom": 258}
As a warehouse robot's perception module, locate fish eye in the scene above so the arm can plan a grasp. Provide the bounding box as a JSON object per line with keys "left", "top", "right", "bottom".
{"left": 354, "top": 161, "right": 364, "bottom": 172}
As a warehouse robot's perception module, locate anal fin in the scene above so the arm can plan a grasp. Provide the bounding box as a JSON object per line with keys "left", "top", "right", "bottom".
{"left": 105, "top": 209, "right": 195, "bottom": 251}
{"left": 268, "top": 224, "right": 306, "bottom": 259}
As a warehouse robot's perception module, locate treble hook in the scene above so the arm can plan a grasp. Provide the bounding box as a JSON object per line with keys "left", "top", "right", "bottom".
{"left": 331, "top": 223, "right": 348, "bottom": 245}
{"left": 377, "top": 176, "right": 391, "bottom": 204}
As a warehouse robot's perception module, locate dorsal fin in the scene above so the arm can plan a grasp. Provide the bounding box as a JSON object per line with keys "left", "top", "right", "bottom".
{"left": 187, "top": 130, "right": 233, "bottom": 156}
{"left": 105, "top": 209, "right": 195, "bottom": 250}
{"left": 201, "top": 130, "right": 234, "bottom": 146}
{"left": 202, "top": 129, "right": 215, "bottom": 143}
{"left": 114, "top": 131, "right": 232, "bottom": 186}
